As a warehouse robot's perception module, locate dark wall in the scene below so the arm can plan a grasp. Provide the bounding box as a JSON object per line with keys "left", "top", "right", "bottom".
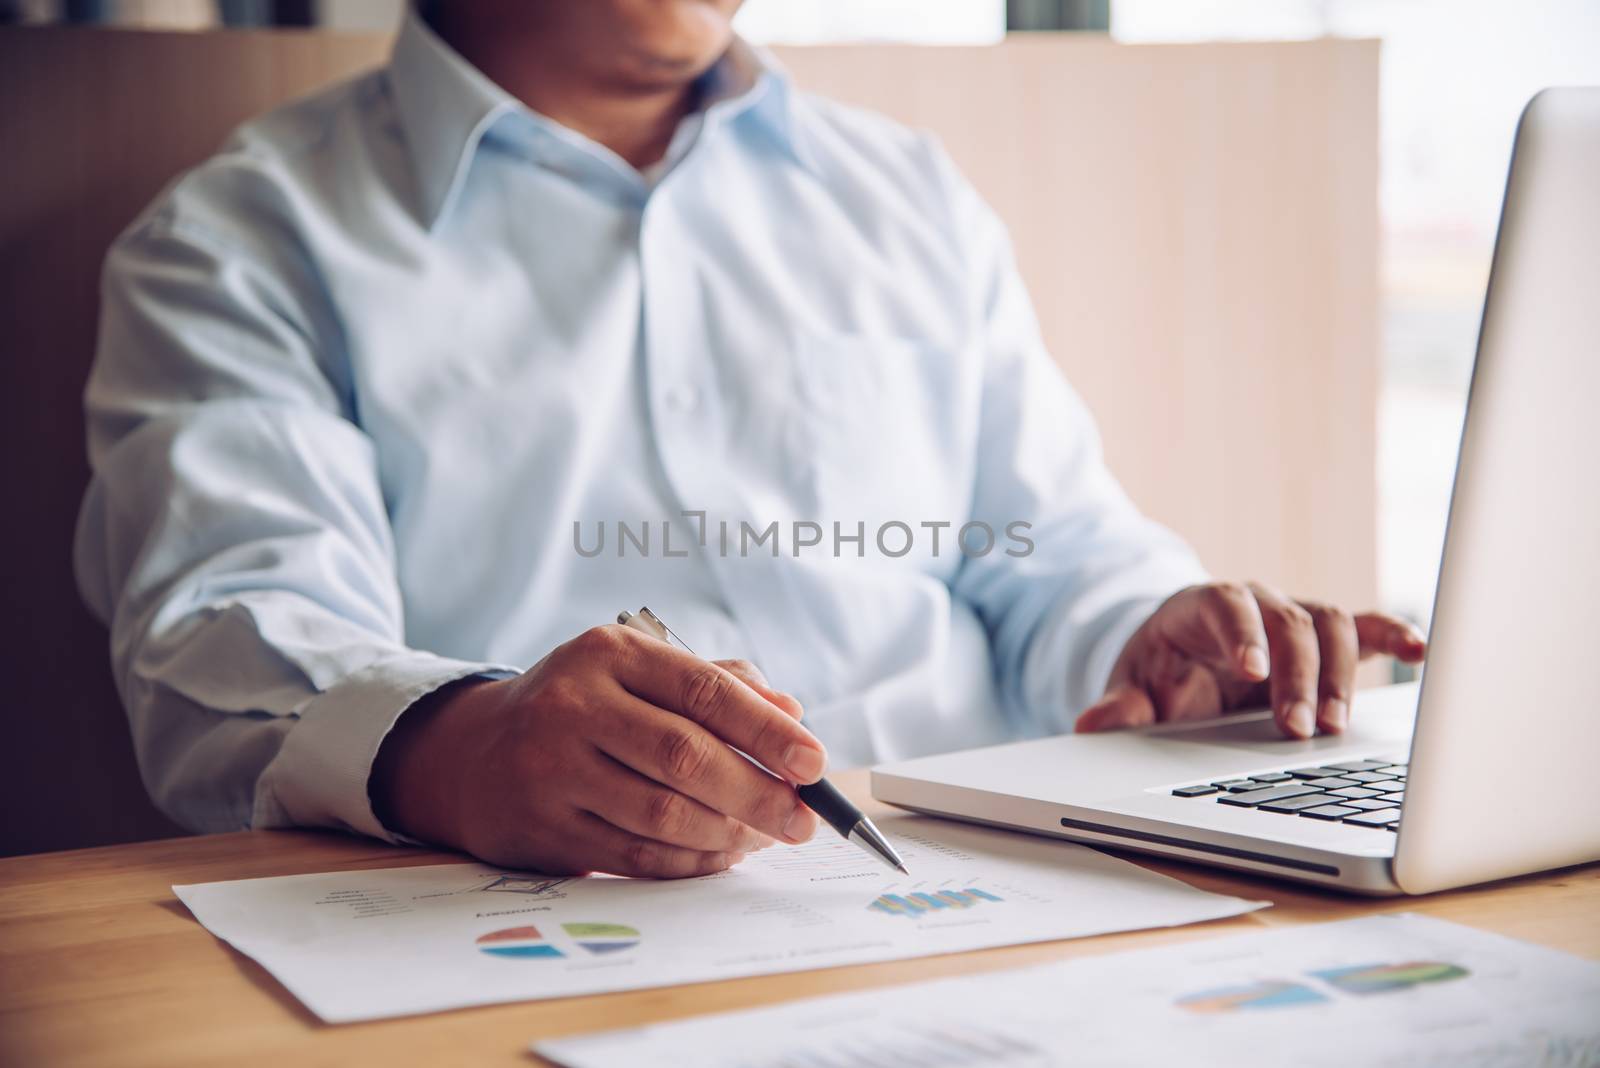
{"left": 0, "top": 25, "right": 388, "bottom": 856}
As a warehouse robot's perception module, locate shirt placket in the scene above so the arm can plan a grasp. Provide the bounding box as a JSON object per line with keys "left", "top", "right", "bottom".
{"left": 637, "top": 157, "right": 821, "bottom": 693}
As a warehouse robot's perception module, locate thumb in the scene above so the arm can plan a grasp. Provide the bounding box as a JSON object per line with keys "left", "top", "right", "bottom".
{"left": 1076, "top": 685, "right": 1157, "bottom": 733}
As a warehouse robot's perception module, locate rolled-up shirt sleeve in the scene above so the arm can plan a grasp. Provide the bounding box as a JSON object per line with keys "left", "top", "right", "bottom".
{"left": 74, "top": 214, "right": 513, "bottom": 840}
{"left": 935, "top": 147, "right": 1209, "bottom": 733}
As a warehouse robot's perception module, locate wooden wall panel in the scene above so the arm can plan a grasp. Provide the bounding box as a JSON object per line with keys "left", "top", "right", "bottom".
{"left": 0, "top": 28, "right": 390, "bottom": 856}
{"left": 778, "top": 37, "right": 1380, "bottom": 608}
{"left": 0, "top": 28, "right": 1377, "bottom": 855}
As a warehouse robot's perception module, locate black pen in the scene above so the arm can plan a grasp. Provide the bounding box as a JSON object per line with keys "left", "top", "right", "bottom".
{"left": 617, "top": 606, "right": 909, "bottom": 874}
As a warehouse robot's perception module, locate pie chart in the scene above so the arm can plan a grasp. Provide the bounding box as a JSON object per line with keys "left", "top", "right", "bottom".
{"left": 474, "top": 922, "right": 641, "bottom": 959}
{"left": 475, "top": 925, "right": 564, "bottom": 959}
{"left": 563, "top": 922, "right": 640, "bottom": 956}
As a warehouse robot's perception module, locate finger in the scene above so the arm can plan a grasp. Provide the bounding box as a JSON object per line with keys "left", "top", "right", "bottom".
{"left": 611, "top": 630, "right": 826, "bottom": 784}
{"left": 1305, "top": 603, "right": 1358, "bottom": 734}
{"left": 565, "top": 810, "right": 745, "bottom": 879}
{"left": 713, "top": 658, "right": 804, "bottom": 721}
{"left": 576, "top": 750, "right": 775, "bottom": 854}
{"left": 1249, "top": 584, "right": 1320, "bottom": 739}
{"left": 1161, "top": 583, "right": 1272, "bottom": 682}
{"left": 1152, "top": 662, "right": 1226, "bottom": 723}
{"left": 592, "top": 692, "right": 819, "bottom": 845}
{"left": 1355, "top": 613, "right": 1428, "bottom": 663}
{"left": 1120, "top": 639, "right": 1225, "bottom": 723}
{"left": 1076, "top": 685, "right": 1156, "bottom": 733}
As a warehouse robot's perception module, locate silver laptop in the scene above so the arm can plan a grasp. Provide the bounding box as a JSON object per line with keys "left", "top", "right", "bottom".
{"left": 872, "top": 88, "right": 1600, "bottom": 896}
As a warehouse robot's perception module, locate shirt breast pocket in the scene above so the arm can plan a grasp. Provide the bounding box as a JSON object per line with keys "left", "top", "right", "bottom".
{"left": 783, "top": 329, "right": 970, "bottom": 523}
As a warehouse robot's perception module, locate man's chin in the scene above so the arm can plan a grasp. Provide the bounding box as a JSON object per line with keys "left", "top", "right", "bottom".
{"left": 619, "top": 3, "right": 736, "bottom": 84}
{"left": 623, "top": 37, "right": 735, "bottom": 89}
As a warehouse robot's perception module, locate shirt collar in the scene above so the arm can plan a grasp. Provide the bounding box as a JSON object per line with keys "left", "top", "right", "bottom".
{"left": 386, "top": 9, "right": 814, "bottom": 230}
{"left": 387, "top": 11, "right": 518, "bottom": 230}
{"left": 708, "top": 37, "right": 819, "bottom": 175}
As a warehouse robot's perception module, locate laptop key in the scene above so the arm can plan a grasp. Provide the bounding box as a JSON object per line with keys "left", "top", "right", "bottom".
{"left": 1377, "top": 765, "right": 1408, "bottom": 775}
{"left": 1211, "top": 779, "right": 1255, "bottom": 790}
{"left": 1172, "top": 784, "right": 1220, "bottom": 797}
{"left": 1328, "top": 786, "right": 1383, "bottom": 800}
{"left": 1287, "top": 767, "right": 1345, "bottom": 779}
{"left": 1326, "top": 760, "right": 1392, "bottom": 772}
{"left": 1258, "top": 794, "right": 1332, "bottom": 813}
{"left": 1248, "top": 772, "right": 1294, "bottom": 784}
{"left": 1384, "top": 790, "right": 1405, "bottom": 803}
{"left": 1344, "top": 808, "right": 1402, "bottom": 827}
{"left": 1343, "top": 771, "right": 1397, "bottom": 784}
{"left": 1299, "top": 803, "right": 1361, "bottom": 820}
{"left": 1306, "top": 776, "right": 1361, "bottom": 789}
{"left": 1217, "top": 784, "right": 1321, "bottom": 807}
{"left": 1344, "top": 798, "right": 1399, "bottom": 810}
{"left": 1374, "top": 781, "right": 1407, "bottom": 794}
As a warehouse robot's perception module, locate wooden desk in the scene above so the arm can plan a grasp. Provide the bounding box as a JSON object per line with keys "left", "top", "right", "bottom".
{"left": 2, "top": 771, "right": 1596, "bottom": 1066}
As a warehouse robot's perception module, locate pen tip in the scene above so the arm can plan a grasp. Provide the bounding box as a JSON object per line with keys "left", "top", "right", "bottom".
{"left": 894, "top": 862, "right": 909, "bottom": 875}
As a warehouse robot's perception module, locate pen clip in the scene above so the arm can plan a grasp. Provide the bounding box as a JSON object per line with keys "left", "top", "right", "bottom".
{"left": 618, "top": 606, "right": 696, "bottom": 655}
{"left": 639, "top": 606, "right": 697, "bottom": 656}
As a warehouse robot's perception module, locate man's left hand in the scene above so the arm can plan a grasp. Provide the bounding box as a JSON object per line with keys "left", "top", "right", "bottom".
{"left": 1077, "top": 582, "right": 1427, "bottom": 739}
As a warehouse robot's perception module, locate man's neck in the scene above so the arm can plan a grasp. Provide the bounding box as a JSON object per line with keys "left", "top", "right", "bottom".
{"left": 429, "top": 13, "right": 701, "bottom": 170}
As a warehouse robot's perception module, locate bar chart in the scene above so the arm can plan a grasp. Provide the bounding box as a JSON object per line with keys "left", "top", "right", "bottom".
{"left": 868, "top": 887, "right": 1003, "bottom": 918}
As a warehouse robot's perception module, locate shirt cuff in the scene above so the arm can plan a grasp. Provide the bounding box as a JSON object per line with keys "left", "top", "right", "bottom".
{"left": 1074, "top": 595, "right": 1169, "bottom": 714}
{"left": 1024, "top": 571, "right": 1209, "bottom": 732}
{"left": 252, "top": 654, "right": 518, "bottom": 841}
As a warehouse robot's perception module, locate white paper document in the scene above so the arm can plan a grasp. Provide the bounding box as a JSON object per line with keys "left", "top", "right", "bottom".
{"left": 538, "top": 913, "right": 1600, "bottom": 1068}
{"left": 172, "top": 815, "right": 1263, "bottom": 1022}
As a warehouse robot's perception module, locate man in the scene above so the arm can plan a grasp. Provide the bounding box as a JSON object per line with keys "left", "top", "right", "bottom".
{"left": 75, "top": 0, "right": 1424, "bottom": 879}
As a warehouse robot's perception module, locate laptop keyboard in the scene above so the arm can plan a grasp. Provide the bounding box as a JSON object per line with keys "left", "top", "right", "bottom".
{"left": 1171, "top": 758, "right": 1406, "bottom": 830}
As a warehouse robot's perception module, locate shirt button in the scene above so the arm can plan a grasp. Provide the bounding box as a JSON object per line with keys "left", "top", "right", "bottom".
{"left": 664, "top": 384, "right": 699, "bottom": 413}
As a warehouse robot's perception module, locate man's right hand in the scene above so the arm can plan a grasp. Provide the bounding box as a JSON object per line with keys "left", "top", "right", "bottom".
{"left": 369, "top": 625, "right": 824, "bottom": 878}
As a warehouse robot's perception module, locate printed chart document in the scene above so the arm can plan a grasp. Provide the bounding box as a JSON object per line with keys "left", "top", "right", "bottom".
{"left": 172, "top": 815, "right": 1262, "bottom": 1022}
{"left": 538, "top": 913, "right": 1600, "bottom": 1068}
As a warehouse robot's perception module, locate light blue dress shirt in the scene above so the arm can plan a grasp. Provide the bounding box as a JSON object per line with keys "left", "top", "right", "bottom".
{"left": 75, "top": 13, "right": 1205, "bottom": 841}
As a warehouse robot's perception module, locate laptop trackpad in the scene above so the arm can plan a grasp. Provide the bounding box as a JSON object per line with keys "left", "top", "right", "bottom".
{"left": 1142, "top": 684, "right": 1417, "bottom": 759}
